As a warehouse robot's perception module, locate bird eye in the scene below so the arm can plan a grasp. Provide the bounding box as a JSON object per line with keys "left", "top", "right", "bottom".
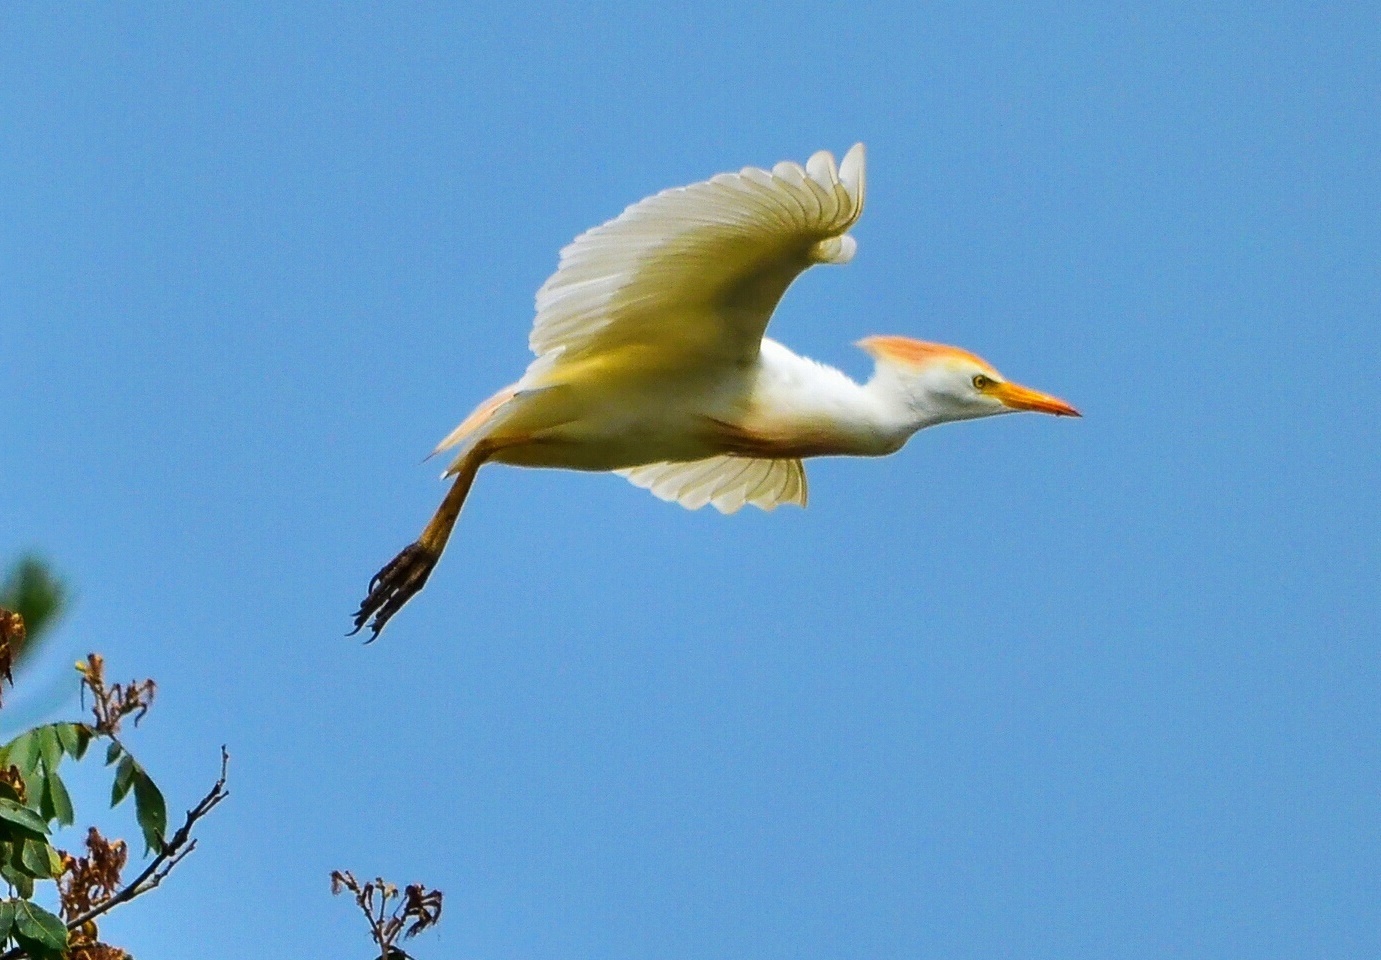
{"left": 972, "top": 374, "right": 993, "bottom": 390}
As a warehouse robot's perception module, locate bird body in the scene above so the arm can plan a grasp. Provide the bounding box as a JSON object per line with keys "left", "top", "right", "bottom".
{"left": 457, "top": 337, "right": 904, "bottom": 474}
{"left": 353, "top": 144, "right": 1077, "bottom": 637}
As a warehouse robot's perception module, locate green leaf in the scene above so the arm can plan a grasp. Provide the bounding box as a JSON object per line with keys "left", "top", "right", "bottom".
{"left": 111, "top": 754, "right": 136, "bottom": 807}
{"left": 75, "top": 725, "right": 91, "bottom": 760}
{"left": 17, "top": 837, "right": 58, "bottom": 879}
{"left": 0, "top": 861, "right": 34, "bottom": 899}
{"left": 44, "top": 772, "right": 73, "bottom": 828}
{"left": 22, "top": 769, "right": 47, "bottom": 815}
{"left": 14, "top": 944, "right": 63, "bottom": 960}
{"left": 4, "top": 732, "right": 38, "bottom": 775}
{"left": 0, "top": 822, "right": 23, "bottom": 847}
{"left": 133, "top": 769, "right": 168, "bottom": 853}
{"left": 0, "top": 798, "right": 48, "bottom": 837}
{"left": 105, "top": 740, "right": 123, "bottom": 765}
{"left": 34, "top": 728, "right": 61, "bottom": 775}
{"left": 12, "top": 899, "right": 67, "bottom": 951}
{"left": 53, "top": 723, "right": 88, "bottom": 760}
{"left": 53, "top": 723, "right": 78, "bottom": 757}
{"left": 7, "top": 835, "right": 31, "bottom": 877}
{"left": 36, "top": 775, "right": 55, "bottom": 822}
{"left": 0, "top": 898, "right": 16, "bottom": 941}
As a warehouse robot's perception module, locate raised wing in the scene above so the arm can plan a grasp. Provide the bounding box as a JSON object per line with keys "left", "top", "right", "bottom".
{"left": 530, "top": 144, "right": 866, "bottom": 368}
{"left": 616, "top": 456, "right": 808, "bottom": 514}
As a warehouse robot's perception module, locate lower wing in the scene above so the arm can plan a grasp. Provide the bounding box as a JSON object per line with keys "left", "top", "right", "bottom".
{"left": 616, "top": 456, "right": 807, "bottom": 514}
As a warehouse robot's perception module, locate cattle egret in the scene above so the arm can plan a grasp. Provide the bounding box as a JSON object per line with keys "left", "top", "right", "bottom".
{"left": 353, "top": 144, "right": 1078, "bottom": 638}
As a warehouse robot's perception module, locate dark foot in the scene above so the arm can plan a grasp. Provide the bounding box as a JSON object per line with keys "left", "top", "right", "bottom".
{"left": 350, "top": 541, "right": 439, "bottom": 641}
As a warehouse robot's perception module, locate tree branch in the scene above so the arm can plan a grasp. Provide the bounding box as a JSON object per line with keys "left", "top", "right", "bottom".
{"left": 0, "top": 747, "right": 229, "bottom": 960}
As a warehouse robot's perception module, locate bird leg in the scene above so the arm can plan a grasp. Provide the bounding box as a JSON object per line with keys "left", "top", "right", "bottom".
{"left": 351, "top": 449, "right": 485, "bottom": 641}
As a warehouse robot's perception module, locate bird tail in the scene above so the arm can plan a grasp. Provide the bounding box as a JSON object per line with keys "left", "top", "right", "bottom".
{"left": 430, "top": 386, "right": 518, "bottom": 472}
{"left": 432, "top": 348, "right": 568, "bottom": 475}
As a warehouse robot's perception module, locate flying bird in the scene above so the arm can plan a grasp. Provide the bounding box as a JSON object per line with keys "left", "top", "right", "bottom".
{"left": 353, "top": 144, "right": 1077, "bottom": 638}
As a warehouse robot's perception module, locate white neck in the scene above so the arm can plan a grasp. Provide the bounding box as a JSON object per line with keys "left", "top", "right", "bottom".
{"left": 862, "top": 362, "right": 953, "bottom": 432}
{"left": 751, "top": 341, "right": 934, "bottom": 456}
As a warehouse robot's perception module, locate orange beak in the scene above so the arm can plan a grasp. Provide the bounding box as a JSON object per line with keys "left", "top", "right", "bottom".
{"left": 988, "top": 380, "right": 1081, "bottom": 417}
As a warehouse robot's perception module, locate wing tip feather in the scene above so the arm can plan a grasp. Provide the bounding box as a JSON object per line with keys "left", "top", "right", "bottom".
{"left": 840, "top": 142, "right": 866, "bottom": 216}
{"left": 529, "top": 144, "right": 867, "bottom": 358}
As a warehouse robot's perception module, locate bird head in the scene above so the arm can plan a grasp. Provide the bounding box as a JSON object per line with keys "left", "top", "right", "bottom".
{"left": 858, "top": 335, "right": 1080, "bottom": 426}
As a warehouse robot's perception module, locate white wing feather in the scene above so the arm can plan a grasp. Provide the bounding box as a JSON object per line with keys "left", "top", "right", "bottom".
{"left": 616, "top": 457, "right": 808, "bottom": 514}
{"left": 530, "top": 145, "right": 866, "bottom": 367}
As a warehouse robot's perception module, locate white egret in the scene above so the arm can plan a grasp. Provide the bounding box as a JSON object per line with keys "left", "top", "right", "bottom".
{"left": 353, "top": 144, "right": 1078, "bottom": 637}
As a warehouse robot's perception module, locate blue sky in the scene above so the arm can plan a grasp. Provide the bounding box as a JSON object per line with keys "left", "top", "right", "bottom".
{"left": 3, "top": 3, "right": 1378, "bottom": 958}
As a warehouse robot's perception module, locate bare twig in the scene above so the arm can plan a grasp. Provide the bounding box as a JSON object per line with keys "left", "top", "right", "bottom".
{"left": 0, "top": 747, "right": 229, "bottom": 960}
{"left": 331, "top": 870, "right": 444, "bottom": 960}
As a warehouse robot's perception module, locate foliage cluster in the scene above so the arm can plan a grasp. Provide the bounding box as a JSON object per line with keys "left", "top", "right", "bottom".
{"left": 0, "top": 559, "right": 225, "bottom": 960}
{"left": 0, "top": 556, "right": 444, "bottom": 958}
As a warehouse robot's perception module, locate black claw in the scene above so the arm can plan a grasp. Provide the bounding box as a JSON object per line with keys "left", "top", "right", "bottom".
{"left": 350, "top": 542, "right": 439, "bottom": 641}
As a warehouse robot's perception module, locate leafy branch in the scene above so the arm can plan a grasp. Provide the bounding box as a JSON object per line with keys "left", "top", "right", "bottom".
{"left": 40, "top": 747, "right": 228, "bottom": 948}
{"left": 0, "top": 580, "right": 229, "bottom": 960}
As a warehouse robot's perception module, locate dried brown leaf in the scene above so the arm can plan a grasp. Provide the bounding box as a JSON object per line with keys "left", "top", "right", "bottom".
{"left": 78, "top": 654, "right": 156, "bottom": 735}
{"left": 59, "top": 827, "right": 129, "bottom": 921}
{"left": 0, "top": 608, "right": 20, "bottom": 706}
